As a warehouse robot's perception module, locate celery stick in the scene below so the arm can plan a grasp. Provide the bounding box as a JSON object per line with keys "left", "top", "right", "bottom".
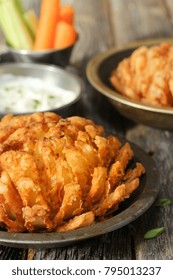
{"left": 14, "top": 0, "right": 24, "bottom": 14}
{"left": 0, "top": 1, "right": 21, "bottom": 48}
{"left": 24, "top": 10, "right": 38, "bottom": 37}
{"left": 12, "top": 0, "right": 34, "bottom": 48}
{"left": 14, "top": 0, "right": 35, "bottom": 39}
{"left": 0, "top": 0, "right": 33, "bottom": 49}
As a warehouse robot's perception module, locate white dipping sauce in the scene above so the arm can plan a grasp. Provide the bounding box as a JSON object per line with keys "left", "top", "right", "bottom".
{"left": 0, "top": 74, "right": 76, "bottom": 113}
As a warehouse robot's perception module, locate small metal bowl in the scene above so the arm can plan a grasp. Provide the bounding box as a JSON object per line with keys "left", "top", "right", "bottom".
{"left": 2, "top": 38, "right": 77, "bottom": 67}
{"left": 87, "top": 38, "right": 173, "bottom": 130}
{"left": 0, "top": 63, "right": 83, "bottom": 118}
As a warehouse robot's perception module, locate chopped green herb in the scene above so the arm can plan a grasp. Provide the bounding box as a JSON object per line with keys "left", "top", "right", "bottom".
{"left": 156, "top": 198, "right": 171, "bottom": 206}
{"left": 144, "top": 227, "right": 165, "bottom": 239}
{"left": 5, "top": 107, "right": 11, "bottom": 112}
{"left": 33, "top": 99, "right": 41, "bottom": 109}
{"left": 48, "top": 95, "right": 55, "bottom": 99}
{"left": 4, "top": 87, "right": 11, "bottom": 91}
{"left": 17, "top": 88, "right": 23, "bottom": 94}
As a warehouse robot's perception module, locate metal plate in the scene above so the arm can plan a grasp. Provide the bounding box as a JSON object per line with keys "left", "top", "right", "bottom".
{"left": 0, "top": 139, "right": 159, "bottom": 249}
{"left": 86, "top": 38, "right": 173, "bottom": 130}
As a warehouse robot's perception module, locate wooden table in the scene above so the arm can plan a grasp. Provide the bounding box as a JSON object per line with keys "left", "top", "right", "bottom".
{"left": 0, "top": 0, "right": 173, "bottom": 260}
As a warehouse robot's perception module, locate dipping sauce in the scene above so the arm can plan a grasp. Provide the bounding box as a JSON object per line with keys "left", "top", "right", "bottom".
{"left": 0, "top": 74, "right": 76, "bottom": 113}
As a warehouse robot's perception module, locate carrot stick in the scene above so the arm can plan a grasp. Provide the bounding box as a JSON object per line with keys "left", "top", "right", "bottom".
{"left": 60, "top": 5, "right": 74, "bottom": 25}
{"left": 54, "top": 20, "right": 77, "bottom": 50}
{"left": 33, "top": 0, "right": 60, "bottom": 50}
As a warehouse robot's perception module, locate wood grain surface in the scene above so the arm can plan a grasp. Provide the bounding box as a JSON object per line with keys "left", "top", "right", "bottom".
{"left": 0, "top": 0, "right": 173, "bottom": 260}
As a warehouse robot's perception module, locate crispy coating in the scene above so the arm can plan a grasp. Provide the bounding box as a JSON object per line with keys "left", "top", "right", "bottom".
{"left": 0, "top": 112, "right": 145, "bottom": 232}
{"left": 54, "top": 183, "right": 83, "bottom": 227}
{"left": 57, "top": 212, "right": 95, "bottom": 233}
{"left": 0, "top": 170, "right": 25, "bottom": 232}
{"left": 110, "top": 42, "right": 173, "bottom": 107}
{"left": 94, "top": 178, "right": 140, "bottom": 217}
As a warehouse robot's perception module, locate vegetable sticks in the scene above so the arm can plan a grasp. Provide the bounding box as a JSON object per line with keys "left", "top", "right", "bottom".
{"left": 60, "top": 5, "right": 74, "bottom": 25}
{"left": 33, "top": 0, "right": 60, "bottom": 50}
{"left": 54, "top": 20, "right": 77, "bottom": 50}
{"left": 0, "top": 0, "right": 33, "bottom": 49}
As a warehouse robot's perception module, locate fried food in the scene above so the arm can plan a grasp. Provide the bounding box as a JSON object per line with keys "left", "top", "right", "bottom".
{"left": 57, "top": 212, "right": 95, "bottom": 233}
{"left": 0, "top": 112, "right": 145, "bottom": 232}
{"left": 110, "top": 42, "right": 173, "bottom": 107}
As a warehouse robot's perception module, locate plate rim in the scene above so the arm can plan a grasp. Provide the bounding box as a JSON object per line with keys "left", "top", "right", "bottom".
{"left": 0, "top": 139, "right": 160, "bottom": 249}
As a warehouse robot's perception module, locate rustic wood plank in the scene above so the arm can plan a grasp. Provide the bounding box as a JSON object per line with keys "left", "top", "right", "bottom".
{"left": 28, "top": 227, "right": 133, "bottom": 260}
{"left": 161, "top": 0, "right": 173, "bottom": 26}
{"left": 126, "top": 126, "right": 173, "bottom": 259}
{"left": 67, "top": 0, "right": 113, "bottom": 65}
{"left": 0, "top": 245, "right": 27, "bottom": 260}
{"left": 109, "top": 0, "right": 173, "bottom": 46}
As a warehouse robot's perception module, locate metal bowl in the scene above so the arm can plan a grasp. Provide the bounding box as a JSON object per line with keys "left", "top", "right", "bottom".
{"left": 86, "top": 38, "right": 173, "bottom": 130}
{"left": 4, "top": 41, "right": 76, "bottom": 67}
{"left": 0, "top": 63, "right": 83, "bottom": 118}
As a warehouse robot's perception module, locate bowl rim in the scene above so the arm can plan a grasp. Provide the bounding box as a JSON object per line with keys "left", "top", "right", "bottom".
{"left": 5, "top": 42, "right": 76, "bottom": 55}
{"left": 4, "top": 34, "right": 79, "bottom": 55}
{"left": 86, "top": 37, "right": 173, "bottom": 115}
{"left": 0, "top": 62, "right": 84, "bottom": 116}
